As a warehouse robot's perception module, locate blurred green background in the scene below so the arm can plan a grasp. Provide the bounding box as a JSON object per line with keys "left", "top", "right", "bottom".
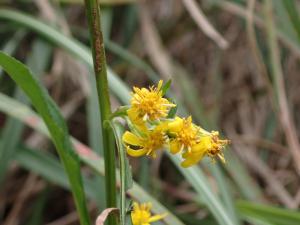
{"left": 1, "top": 0, "right": 300, "bottom": 225}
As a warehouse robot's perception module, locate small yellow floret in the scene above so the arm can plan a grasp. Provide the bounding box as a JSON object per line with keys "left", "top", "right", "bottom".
{"left": 131, "top": 202, "right": 167, "bottom": 225}
{"left": 181, "top": 131, "right": 230, "bottom": 167}
{"left": 167, "top": 116, "right": 200, "bottom": 154}
{"left": 128, "top": 80, "right": 175, "bottom": 128}
{"left": 122, "top": 125, "right": 167, "bottom": 158}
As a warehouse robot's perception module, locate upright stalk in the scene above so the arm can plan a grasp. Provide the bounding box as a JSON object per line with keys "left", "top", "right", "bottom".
{"left": 83, "top": 1, "right": 118, "bottom": 225}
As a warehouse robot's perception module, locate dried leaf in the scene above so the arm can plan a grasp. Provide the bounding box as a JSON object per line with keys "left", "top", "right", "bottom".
{"left": 95, "top": 208, "right": 119, "bottom": 225}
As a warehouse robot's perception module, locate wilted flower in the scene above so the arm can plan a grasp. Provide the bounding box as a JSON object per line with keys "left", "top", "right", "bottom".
{"left": 181, "top": 131, "right": 229, "bottom": 167}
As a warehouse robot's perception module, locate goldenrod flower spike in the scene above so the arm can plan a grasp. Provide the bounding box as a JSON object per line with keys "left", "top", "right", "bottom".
{"left": 128, "top": 80, "right": 175, "bottom": 128}
{"left": 131, "top": 202, "right": 167, "bottom": 225}
{"left": 122, "top": 125, "right": 167, "bottom": 158}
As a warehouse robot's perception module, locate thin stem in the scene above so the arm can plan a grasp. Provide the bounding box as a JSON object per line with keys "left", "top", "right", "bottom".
{"left": 83, "top": 1, "right": 118, "bottom": 225}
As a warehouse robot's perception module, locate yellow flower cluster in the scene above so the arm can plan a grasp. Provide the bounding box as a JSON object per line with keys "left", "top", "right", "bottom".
{"left": 131, "top": 202, "right": 167, "bottom": 225}
{"left": 122, "top": 80, "right": 229, "bottom": 167}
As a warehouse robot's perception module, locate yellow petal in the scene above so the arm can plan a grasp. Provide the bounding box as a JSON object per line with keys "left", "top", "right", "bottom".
{"left": 132, "top": 202, "right": 140, "bottom": 211}
{"left": 148, "top": 213, "right": 168, "bottom": 223}
{"left": 191, "top": 142, "right": 208, "bottom": 154}
{"left": 170, "top": 140, "right": 182, "bottom": 154}
{"left": 127, "top": 146, "right": 148, "bottom": 157}
{"left": 127, "top": 108, "right": 140, "bottom": 122}
{"left": 181, "top": 154, "right": 204, "bottom": 168}
{"left": 122, "top": 131, "right": 143, "bottom": 146}
{"left": 155, "top": 121, "right": 169, "bottom": 132}
{"left": 168, "top": 117, "right": 183, "bottom": 132}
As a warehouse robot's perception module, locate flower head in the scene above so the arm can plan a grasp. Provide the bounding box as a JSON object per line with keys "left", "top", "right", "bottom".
{"left": 122, "top": 124, "right": 167, "bottom": 158}
{"left": 181, "top": 131, "right": 229, "bottom": 167}
{"left": 131, "top": 202, "right": 167, "bottom": 225}
{"left": 205, "top": 131, "right": 229, "bottom": 162}
{"left": 167, "top": 116, "right": 200, "bottom": 154}
{"left": 128, "top": 80, "right": 175, "bottom": 128}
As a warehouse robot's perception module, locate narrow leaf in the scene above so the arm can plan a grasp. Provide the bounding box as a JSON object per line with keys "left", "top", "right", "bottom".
{"left": 0, "top": 51, "right": 91, "bottom": 225}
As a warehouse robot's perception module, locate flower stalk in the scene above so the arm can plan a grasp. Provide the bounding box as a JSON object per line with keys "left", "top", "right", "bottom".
{"left": 83, "top": 1, "right": 117, "bottom": 225}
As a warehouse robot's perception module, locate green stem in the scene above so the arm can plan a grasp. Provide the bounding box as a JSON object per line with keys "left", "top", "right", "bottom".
{"left": 83, "top": 1, "right": 118, "bottom": 225}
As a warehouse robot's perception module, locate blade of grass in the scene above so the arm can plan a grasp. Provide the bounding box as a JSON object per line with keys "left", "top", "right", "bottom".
{"left": 272, "top": 0, "right": 298, "bottom": 44}
{"left": 110, "top": 121, "right": 133, "bottom": 225}
{"left": 0, "top": 30, "right": 26, "bottom": 76}
{"left": 237, "top": 200, "right": 300, "bottom": 225}
{"left": 0, "top": 39, "right": 52, "bottom": 182}
{"left": 282, "top": 0, "right": 300, "bottom": 42}
{"left": 207, "top": 162, "right": 241, "bottom": 225}
{"left": 0, "top": 52, "right": 91, "bottom": 225}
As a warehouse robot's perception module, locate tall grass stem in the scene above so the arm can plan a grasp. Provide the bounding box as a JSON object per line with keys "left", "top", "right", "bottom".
{"left": 83, "top": 1, "right": 118, "bottom": 224}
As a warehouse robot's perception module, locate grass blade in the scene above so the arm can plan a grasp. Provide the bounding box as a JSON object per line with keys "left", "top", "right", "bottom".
{"left": 0, "top": 39, "right": 51, "bottom": 182}
{"left": 237, "top": 200, "right": 300, "bottom": 225}
{"left": 0, "top": 52, "right": 91, "bottom": 225}
{"left": 110, "top": 121, "right": 133, "bottom": 225}
{"left": 282, "top": 0, "right": 300, "bottom": 42}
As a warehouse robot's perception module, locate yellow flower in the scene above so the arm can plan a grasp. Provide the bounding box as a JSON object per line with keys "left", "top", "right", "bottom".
{"left": 167, "top": 116, "right": 200, "bottom": 154}
{"left": 181, "top": 131, "right": 230, "bottom": 168}
{"left": 128, "top": 80, "right": 175, "bottom": 128}
{"left": 131, "top": 202, "right": 167, "bottom": 225}
{"left": 122, "top": 124, "right": 167, "bottom": 158}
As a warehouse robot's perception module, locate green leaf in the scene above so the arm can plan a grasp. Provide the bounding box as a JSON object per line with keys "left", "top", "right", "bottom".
{"left": 110, "top": 120, "right": 133, "bottom": 225}
{"left": 0, "top": 51, "right": 91, "bottom": 225}
{"left": 167, "top": 100, "right": 177, "bottom": 118}
{"left": 0, "top": 39, "right": 51, "bottom": 182}
{"left": 237, "top": 200, "right": 300, "bottom": 225}
{"left": 161, "top": 79, "right": 172, "bottom": 96}
{"left": 110, "top": 106, "right": 130, "bottom": 119}
{"left": 282, "top": 0, "right": 300, "bottom": 42}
